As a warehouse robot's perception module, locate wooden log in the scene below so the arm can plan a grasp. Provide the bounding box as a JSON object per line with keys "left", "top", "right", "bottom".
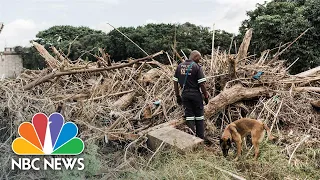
{"left": 113, "top": 92, "right": 135, "bottom": 110}
{"left": 32, "top": 41, "right": 59, "bottom": 69}
{"left": 106, "top": 132, "right": 140, "bottom": 141}
{"left": 171, "top": 46, "right": 184, "bottom": 63}
{"left": 295, "top": 66, "right": 320, "bottom": 77}
{"left": 236, "top": 28, "right": 252, "bottom": 64}
{"left": 23, "top": 51, "right": 164, "bottom": 90}
{"left": 228, "top": 55, "right": 237, "bottom": 79}
{"left": 52, "top": 93, "right": 90, "bottom": 101}
{"left": 107, "top": 90, "right": 135, "bottom": 97}
{"left": 310, "top": 100, "right": 320, "bottom": 112}
{"left": 51, "top": 46, "right": 65, "bottom": 62}
{"left": 204, "top": 84, "right": 271, "bottom": 119}
{"left": 294, "top": 87, "right": 320, "bottom": 93}
{"left": 257, "top": 50, "right": 269, "bottom": 65}
{"left": 108, "top": 117, "right": 124, "bottom": 130}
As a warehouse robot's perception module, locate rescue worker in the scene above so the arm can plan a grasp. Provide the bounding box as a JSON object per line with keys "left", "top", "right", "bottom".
{"left": 173, "top": 50, "right": 209, "bottom": 139}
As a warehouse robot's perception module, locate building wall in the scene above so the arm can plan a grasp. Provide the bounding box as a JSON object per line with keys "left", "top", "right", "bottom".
{"left": 0, "top": 52, "right": 23, "bottom": 79}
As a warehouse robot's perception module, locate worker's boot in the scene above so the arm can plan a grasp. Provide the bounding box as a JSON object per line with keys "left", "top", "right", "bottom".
{"left": 186, "top": 120, "right": 196, "bottom": 135}
{"left": 195, "top": 120, "right": 204, "bottom": 139}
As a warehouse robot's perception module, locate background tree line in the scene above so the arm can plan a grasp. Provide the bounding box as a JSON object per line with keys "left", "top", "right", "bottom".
{"left": 16, "top": 0, "right": 320, "bottom": 74}
{"left": 16, "top": 23, "right": 233, "bottom": 70}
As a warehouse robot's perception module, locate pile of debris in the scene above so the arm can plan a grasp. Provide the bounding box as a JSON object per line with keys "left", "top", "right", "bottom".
{"left": 0, "top": 29, "right": 319, "bottom": 178}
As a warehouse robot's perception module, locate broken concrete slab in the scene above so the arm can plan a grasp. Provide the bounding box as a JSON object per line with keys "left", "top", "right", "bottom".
{"left": 147, "top": 126, "right": 204, "bottom": 154}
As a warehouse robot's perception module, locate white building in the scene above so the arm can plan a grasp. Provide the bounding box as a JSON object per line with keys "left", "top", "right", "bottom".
{"left": 0, "top": 47, "right": 23, "bottom": 79}
{"left": 0, "top": 23, "right": 23, "bottom": 79}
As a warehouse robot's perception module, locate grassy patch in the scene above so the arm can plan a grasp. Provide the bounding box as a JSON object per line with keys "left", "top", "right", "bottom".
{"left": 45, "top": 140, "right": 102, "bottom": 180}
{"left": 117, "top": 142, "right": 320, "bottom": 180}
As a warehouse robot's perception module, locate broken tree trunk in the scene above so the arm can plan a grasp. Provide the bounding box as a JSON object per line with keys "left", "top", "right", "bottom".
{"left": 99, "top": 48, "right": 112, "bottom": 66}
{"left": 171, "top": 46, "right": 184, "bottom": 63}
{"left": 236, "top": 28, "right": 252, "bottom": 65}
{"left": 23, "top": 51, "right": 164, "bottom": 90}
{"left": 228, "top": 55, "right": 237, "bottom": 79}
{"left": 51, "top": 46, "right": 65, "bottom": 62}
{"left": 32, "top": 41, "right": 59, "bottom": 69}
{"left": 294, "top": 87, "right": 320, "bottom": 93}
{"left": 204, "top": 84, "right": 271, "bottom": 119}
{"left": 295, "top": 66, "right": 320, "bottom": 77}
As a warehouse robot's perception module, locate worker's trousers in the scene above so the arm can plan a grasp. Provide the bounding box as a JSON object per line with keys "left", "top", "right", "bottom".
{"left": 181, "top": 89, "right": 205, "bottom": 139}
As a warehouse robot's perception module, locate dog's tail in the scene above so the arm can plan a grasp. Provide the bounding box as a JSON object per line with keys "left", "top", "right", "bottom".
{"left": 263, "top": 123, "right": 277, "bottom": 141}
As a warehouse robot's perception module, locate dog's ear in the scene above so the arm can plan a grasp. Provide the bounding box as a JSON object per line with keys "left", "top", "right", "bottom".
{"left": 227, "top": 138, "right": 231, "bottom": 146}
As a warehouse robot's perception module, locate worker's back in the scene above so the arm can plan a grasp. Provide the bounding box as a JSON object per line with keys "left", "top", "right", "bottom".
{"left": 173, "top": 60, "right": 205, "bottom": 91}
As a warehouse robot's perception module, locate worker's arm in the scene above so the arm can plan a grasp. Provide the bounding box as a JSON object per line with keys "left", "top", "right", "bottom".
{"left": 174, "top": 81, "right": 180, "bottom": 97}
{"left": 200, "top": 82, "right": 208, "bottom": 99}
{"left": 197, "top": 66, "right": 209, "bottom": 104}
{"left": 173, "top": 68, "right": 182, "bottom": 105}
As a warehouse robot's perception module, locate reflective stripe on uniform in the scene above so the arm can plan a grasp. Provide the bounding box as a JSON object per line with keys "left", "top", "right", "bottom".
{"left": 195, "top": 116, "right": 204, "bottom": 120}
{"left": 173, "top": 77, "right": 178, "bottom": 82}
{"left": 186, "top": 116, "right": 195, "bottom": 121}
{"left": 198, "top": 78, "right": 206, "bottom": 83}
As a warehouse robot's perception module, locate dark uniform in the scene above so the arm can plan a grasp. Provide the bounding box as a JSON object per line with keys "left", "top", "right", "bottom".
{"left": 173, "top": 59, "right": 206, "bottom": 138}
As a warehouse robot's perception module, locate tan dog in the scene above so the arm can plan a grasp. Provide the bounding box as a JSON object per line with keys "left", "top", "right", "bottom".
{"left": 220, "top": 118, "right": 277, "bottom": 161}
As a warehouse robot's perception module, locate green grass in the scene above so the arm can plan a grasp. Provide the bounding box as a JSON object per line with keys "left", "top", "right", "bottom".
{"left": 45, "top": 140, "right": 102, "bottom": 180}
{"left": 117, "top": 142, "right": 320, "bottom": 180}
{"left": 34, "top": 140, "right": 319, "bottom": 180}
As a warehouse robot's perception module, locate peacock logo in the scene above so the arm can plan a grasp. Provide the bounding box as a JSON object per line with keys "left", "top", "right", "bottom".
{"left": 12, "top": 113, "right": 84, "bottom": 155}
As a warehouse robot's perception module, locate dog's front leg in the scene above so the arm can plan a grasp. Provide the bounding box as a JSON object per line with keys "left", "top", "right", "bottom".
{"left": 253, "top": 141, "right": 259, "bottom": 160}
{"left": 252, "top": 130, "right": 262, "bottom": 160}
{"left": 234, "top": 139, "right": 242, "bottom": 161}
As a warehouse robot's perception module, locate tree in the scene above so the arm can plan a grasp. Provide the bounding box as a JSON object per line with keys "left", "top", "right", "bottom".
{"left": 14, "top": 46, "right": 46, "bottom": 70}
{"left": 239, "top": 0, "right": 320, "bottom": 74}
{"left": 35, "top": 25, "right": 109, "bottom": 61}
{"left": 106, "top": 23, "right": 233, "bottom": 63}
{"left": 17, "top": 23, "right": 234, "bottom": 69}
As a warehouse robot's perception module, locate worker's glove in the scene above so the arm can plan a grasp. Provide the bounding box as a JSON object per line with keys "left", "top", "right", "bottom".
{"left": 176, "top": 95, "right": 182, "bottom": 105}
{"left": 203, "top": 94, "right": 209, "bottom": 105}
{"left": 204, "top": 97, "right": 209, "bottom": 105}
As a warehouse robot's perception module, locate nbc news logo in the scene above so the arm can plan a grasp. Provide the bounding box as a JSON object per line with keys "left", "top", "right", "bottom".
{"left": 11, "top": 113, "right": 85, "bottom": 170}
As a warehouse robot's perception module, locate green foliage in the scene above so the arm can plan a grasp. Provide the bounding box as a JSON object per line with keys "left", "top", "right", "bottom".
{"left": 105, "top": 22, "right": 233, "bottom": 62}
{"left": 14, "top": 46, "right": 46, "bottom": 70}
{"left": 35, "top": 25, "right": 100, "bottom": 45}
{"left": 16, "top": 23, "right": 233, "bottom": 69}
{"left": 35, "top": 25, "right": 109, "bottom": 61}
{"left": 240, "top": 0, "right": 320, "bottom": 74}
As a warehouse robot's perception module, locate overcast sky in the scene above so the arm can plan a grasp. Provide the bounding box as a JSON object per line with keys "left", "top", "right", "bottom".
{"left": 0, "top": 0, "right": 270, "bottom": 50}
